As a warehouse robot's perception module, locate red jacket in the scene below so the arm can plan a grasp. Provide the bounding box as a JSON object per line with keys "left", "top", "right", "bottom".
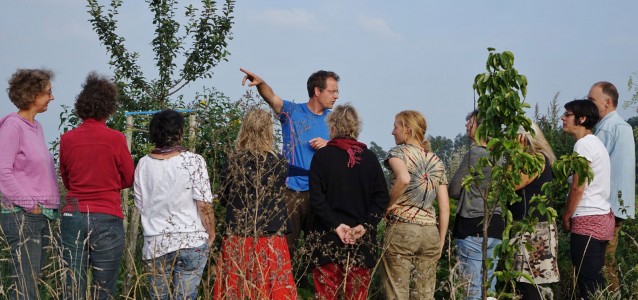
{"left": 60, "top": 119, "right": 134, "bottom": 218}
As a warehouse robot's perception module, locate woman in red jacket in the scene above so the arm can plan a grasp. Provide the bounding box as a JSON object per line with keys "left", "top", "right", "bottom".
{"left": 59, "top": 73, "right": 134, "bottom": 299}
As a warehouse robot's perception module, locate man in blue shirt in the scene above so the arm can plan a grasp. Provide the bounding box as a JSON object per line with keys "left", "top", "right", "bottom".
{"left": 588, "top": 81, "right": 636, "bottom": 292}
{"left": 240, "top": 68, "right": 339, "bottom": 258}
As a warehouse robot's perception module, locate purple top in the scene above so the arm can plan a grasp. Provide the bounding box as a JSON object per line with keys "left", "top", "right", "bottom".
{"left": 0, "top": 112, "right": 59, "bottom": 209}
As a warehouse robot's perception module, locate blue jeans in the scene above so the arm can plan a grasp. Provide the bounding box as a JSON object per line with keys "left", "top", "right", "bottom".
{"left": 146, "top": 243, "right": 209, "bottom": 300}
{"left": 60, "top": 212, "right": 125, "bottom": 300}
{"left": 456, "top": 236, "right": 501, "bottom": 300}
{"left": 0, "top": 211, "right": 52, "bottom": 300}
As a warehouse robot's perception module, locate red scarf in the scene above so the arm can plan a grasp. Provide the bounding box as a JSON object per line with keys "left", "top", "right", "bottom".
{"left": 327, "top": 138, "right": 367, "bottom": 168}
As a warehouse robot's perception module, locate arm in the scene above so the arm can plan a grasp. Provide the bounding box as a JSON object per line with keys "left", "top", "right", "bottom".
{"left": 436, "top": 184, "right": 450, "bottom": 258}
{"left": 0, "top": 123, "right": 29, "bottom": 199}
{"left": 118, "top": 137, "right": 135, "bottom": 188}
{"left": 308, "top": 152, "right": 340, "bottom": 229}
{"left": 448, "top": 150, "right": 472, "bottom": 199}
{"left": 386, "top": 157, "right": 410, "bottom": 213}
{"left": 240, "top": 68, "right": 284, "bottom": 114}
{"left": 562, "top": 172, "right": 585, "bottom": 231}
{"left": 197, "top": 200, "right": 215, "bottom": 247}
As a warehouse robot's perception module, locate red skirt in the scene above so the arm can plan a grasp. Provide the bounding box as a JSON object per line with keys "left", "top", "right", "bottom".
{"left": 213, "top": 235, "right": 297, "bottom": 299}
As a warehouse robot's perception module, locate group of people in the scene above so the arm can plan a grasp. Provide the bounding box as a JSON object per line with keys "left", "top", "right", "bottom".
{"left": 0, "top": 67, "right": 634, "bottom": 300}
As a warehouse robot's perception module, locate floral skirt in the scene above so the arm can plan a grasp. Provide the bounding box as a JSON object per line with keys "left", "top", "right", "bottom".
{"left": 512, "top": 221, "right": 560, "bottom": 284}
{"left": 213, "top": 235, "right": 297, "bottom": 300}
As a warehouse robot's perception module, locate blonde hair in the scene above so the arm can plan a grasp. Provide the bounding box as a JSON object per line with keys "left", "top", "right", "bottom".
{"left": 518, "top": 122, "right": 556, "bottom": 164}
{"left": 395, "top": 110, "right": 432, "bottom": 151}
{"left": 326, "top": 103, "right": 361, "bottom": 140}
{"left": 235, "top": 108, "right": 276, "bottom": 154}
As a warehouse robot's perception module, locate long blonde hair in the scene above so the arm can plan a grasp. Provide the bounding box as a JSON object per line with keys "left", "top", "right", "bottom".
{"left": 395, "top": 110, "right": 432, "bottom": 151}
{"left": 235, "top": 108, "right": 276, "bottom": 154}
{"left": 518, "top": 122, "right": 556, "bottom": 164}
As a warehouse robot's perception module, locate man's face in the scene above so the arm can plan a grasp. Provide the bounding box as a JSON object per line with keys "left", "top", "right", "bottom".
{"left": 315, "top": 77, "right": 339, "bottom": 110}
{"left": 587, "top": 85, "right": 610, "bottom": 118}
{"left": 465, "top": 116, "right": 477, "bottom": 139}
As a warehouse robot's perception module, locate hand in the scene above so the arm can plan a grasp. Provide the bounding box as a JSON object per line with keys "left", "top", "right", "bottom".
{"left": 309, "top": 137, "right": 328, "bottom": 150}
{"left": 385, "top": 204, "right": 400, "bottom": 216}
{"left": 240, "top": 68, "right": 264, "bottom": 87}
{"left": 562, "top": 215, "right": 571, "bottom": 232}
{"left": 335, "top": 224, "right": 352, "bottom": 244}
{"left": 350, "top": 225, "right": 367, "bottom": 242}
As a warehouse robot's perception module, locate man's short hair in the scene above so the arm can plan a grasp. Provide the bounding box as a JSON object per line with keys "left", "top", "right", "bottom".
{"left": 307, "top": 70, "right": 339, "bottom": 98}
{"left": 593, "top": 81, "right": 619, "bottom": 107}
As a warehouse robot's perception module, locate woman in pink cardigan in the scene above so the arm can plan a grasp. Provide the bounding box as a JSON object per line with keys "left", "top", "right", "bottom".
{"left": 0, "top": 68, "right": 60, "bottom": 299}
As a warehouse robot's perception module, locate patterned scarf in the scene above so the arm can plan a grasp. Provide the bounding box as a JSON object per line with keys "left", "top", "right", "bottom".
{"left": 327, "top": 138, "right": 367, "bottom": 168}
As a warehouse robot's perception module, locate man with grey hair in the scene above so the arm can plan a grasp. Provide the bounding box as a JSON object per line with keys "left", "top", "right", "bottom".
{"left": 588, "top": 81, "right": 636, "bottom": 292}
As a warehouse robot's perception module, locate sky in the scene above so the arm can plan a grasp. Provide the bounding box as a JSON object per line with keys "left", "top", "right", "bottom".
{"left": 1, "top": 0, "right": 638, "bottom": 151}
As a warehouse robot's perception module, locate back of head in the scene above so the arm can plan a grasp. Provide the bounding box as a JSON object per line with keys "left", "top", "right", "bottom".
{"left": 326, "top": 103, "right": 360, "bottom": 140}
{"left": 518, "top": 122, "right": 557, "bottom": 164}
{"left": 593, "top": 81, "right": 619, "bottom": 108}
{"left": 307, "top": 70, "right": 340, "bottom": 98}
{"left": 564, "top": 99, "right": 600, "bottom": 130}
{"left": 75, "top": 72, "right": 118, "bottom": 120}
{"left": 235, "top": 108, "right": 275, "bottom": 153}
{"left": 149, "top": 109, "right": 185, "bottom": 148}
{"left": 395, "top": 110, "right": 431, "bottom": 151}
{"left": 7, "top": 68, "right": 55, "bottom": 110}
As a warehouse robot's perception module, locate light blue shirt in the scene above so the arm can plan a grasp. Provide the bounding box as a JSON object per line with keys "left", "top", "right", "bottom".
{"left": 594, "top": 110, "right": 636, "bottom": 219}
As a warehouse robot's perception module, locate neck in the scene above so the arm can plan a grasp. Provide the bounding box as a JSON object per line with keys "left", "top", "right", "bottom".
{"left": 574, "top": 129, "right": 592, "bottom": 140}
{"left": 17, "top": 109, "right": 37, "bottom": 123}
{"left": 405, "top": 139, "right": 423, "bottom": 149}
{"left": 306, "top": 99, "right": 324, "bottom": 115}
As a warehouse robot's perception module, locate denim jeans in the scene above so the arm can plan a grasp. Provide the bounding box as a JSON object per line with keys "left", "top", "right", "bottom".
{"left": 60, "top": 212, "right": 125, "bottom": 300}
{"left": 0, "top": 211, "right": 52, "bottom": 300}
{"left": 381, "top": 222, "right": 440, "bottom": 300}
{"left": 456, "top": 236, "right": 501, "bottom": 300}
{"left": 146, "top": 242, "right": 209, "bottom": 300}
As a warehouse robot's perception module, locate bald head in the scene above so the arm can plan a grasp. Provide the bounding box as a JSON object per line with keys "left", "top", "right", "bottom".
{"left": 588, "top": 81, "right": 618, "bottom": 118}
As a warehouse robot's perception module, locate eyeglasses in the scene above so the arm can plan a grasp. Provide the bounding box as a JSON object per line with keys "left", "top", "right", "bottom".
{"left": 323, "top": 89, "right": 339, "bottom": 95}
{"left": 562, "top": 112, "right": 574, "bottom": 117}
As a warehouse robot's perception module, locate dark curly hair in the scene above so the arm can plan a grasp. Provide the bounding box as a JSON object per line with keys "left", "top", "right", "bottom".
{"left": 7, "top": 69, "right": 55, "bottom": 110}
{"left": 149, "top": 109, "right": 184, "bottom": 148}
{"left": 75, "top": 72, "right": 118, "bottom": 120}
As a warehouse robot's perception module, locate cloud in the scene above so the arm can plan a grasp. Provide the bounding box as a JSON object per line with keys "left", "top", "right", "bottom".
{"left": 356, "top": 16, "right": 401, "bottom": 40}
{"left": 255, "top": 8, "right": 317, "bottom": 28}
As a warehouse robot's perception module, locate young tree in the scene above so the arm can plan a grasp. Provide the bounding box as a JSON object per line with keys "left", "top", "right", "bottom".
{"left": 82, "top": 0, "right": 236, "bottom": 296}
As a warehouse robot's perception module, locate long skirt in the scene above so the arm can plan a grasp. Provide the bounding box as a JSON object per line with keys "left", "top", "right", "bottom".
{"left": 213, "top": 235, "right": 297, "bottom": 300}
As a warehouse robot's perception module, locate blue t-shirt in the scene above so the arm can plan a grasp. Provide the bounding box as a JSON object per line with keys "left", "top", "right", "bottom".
{"left": 280, "top": 100, "right": 330, "bottom": 191}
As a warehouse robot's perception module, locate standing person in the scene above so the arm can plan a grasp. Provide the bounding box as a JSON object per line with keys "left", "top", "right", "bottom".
{"left": 134, "top": 109, "right": 215, "bottom": 299}
{"left": 449, "top": 110, "right": 504, "bottom": 300}
{"left": 380, "top": 110, "right": 450, "bottom": 299}
{"left": 587, "top": 81, "right": 636, "bottom": 292}
{"left": 59, "top": 72, "right": 135, "bottom": 299}
{"left": 511, "top": 123, "right": 560, "bottom": 300}
{"left": 561, "top": 99, "right": 614, "bottom": 299}
{"left": 308, "top": 104, "right": 389, "bottom": 300}
{"left": 240, "top": 68, "right": 338, "bottom": 261}
{"left": 213, "top": 109, "right": 297, "bottom": 300}
{"left": 0, "top": 68, "right": 59, "bottom": 300}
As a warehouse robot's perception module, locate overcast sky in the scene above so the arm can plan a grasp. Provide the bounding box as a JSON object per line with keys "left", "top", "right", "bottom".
{"left": 2, "top": 0, "right": 637, "bottom": 150}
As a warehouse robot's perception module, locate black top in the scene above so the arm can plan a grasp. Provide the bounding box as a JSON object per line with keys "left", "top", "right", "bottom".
{"left": 309, "top": 145, "right": 390, "bottom": 269}
{"left": 220, "top": 151, "right": 291, "bottom": 237}
{"left": 452, "top": 215, "right": 505, "bottom": 239}
{"left": 511, "top": 155, "right": 553, "bottom": 221}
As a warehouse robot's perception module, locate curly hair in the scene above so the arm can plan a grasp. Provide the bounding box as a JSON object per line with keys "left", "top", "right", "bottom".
{"left": 75, "top": 72, "right": 118, "bottom": 120}
{"left": 7, "top": 69, "right": 55, "bottom": 110}
{"left": 326, "top": 103, "right": 361, "bottom": 140}
{"left": 235, "top": 108, "right": 276, "bottom": 154}
{"left": 149, "top": 109, "right": 185, "bottom": 148}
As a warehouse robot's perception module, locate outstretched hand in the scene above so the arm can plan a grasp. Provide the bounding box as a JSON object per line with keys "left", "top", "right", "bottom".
{"left": 240, "top": 68, "right": 264, "bottom": 87}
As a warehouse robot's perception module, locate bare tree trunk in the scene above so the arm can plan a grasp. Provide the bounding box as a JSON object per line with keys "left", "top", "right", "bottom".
{"left": 122, "top": 115, "right": 140, "bottom": 295}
